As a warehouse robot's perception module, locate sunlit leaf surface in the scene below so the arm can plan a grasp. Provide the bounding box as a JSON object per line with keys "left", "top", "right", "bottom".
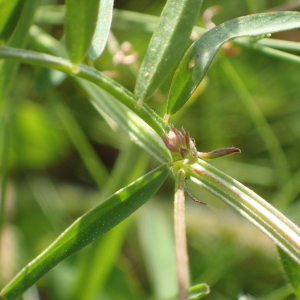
{"left": 134, "top": 0, "right": 203, "bottom": 104}
{"left": 0, "top": 164, "right": 169, "bottom": 300}
{"left": 88, "top": 0, "right": 114, "bottom": 61}
{"left": 168, "top": 12, "right": 300, "bottom": 115}
{"left": 64, "top": 0, "right": 99, "bottom": 64}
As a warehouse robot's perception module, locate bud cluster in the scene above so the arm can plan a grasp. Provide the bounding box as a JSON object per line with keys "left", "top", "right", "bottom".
{"left": 162, "top": 125, "right": 198, "bottom": 164}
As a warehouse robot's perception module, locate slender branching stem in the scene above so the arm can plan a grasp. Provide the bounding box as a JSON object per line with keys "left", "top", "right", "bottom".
{"left": 0, "top": 47, "right": 169, "bottom": 137}
{"left": 174, "top": 168, "right": 189, "bottom": 300}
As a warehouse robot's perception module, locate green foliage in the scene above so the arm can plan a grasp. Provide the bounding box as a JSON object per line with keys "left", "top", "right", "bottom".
{"left": 1, "top": 164, "right": 169, "bottom": 300}
{"left": 278, "top": 246, "right": 300, "bottom": 298}
{"left": 65, "top": 0, "right": 100, "bottom": 64}
{"left": 168, "top": 283, "right": 210, "bottom": 300}
{"left": 0, "top": 0, "right": 23, "bottom": 41}
{"left": 134, "top": 0, "right": 203, "bottom": 104}
{"left": 168, "top": 12, "right": 300, "bottom": 115}
{"left": 0, "top": 0, "right": 39, "bottom": 99}
{"left": 88, "top": 0, "right": 114, "bottom": 61}
{"left": 1, "top": 1, "right": 300, "bottom": 300}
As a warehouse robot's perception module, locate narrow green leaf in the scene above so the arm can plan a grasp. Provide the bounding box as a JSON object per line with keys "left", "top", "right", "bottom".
{"left": 0, "top": 164, "right": 169, "bottom": 300}
{"left": 88, "top": 0, "right": 114, "bottom": 61}
{"left": 34, "top": 6, "right": 300, "bottom": 58}
{"left": 101, "top": 141, "right": 150, "bottom": 199}
{"left": 0, "top": 0, "right": 24, "bottom": 41}
{"left": 77, "top": 78, "right": 172, "bottom": 164}
{"left": 27, "top": 27, "right": 171, "bottom": 163}
{"left": 0, "top": 0, "right": 39, "bottom": 99}
{"left": 71, "top": 142, "right": 149, "bottom": 300}
{"left": 167, "top": 11, "right": 300, "bottom": 115}
{"left": 134, "top": 0, "right": 203, "bottom": 104}
{"left": 188, "top": 283, "right": 210, "bottom": 300}
{"left": 168, "top": 283, "right": 210, "bottom": 300}
{"left": 72, "top": 221, "right": 130, "bottom": 300}
{"left": 278, "top": 246, "right": 300, "bottom": 298}
{"left": 64, "top": 0, "right": 100, "bottom": 64}
{"left": 190, "top": 159, "right": 300, "bottom": 266}
{"left": 0, "top": 46, "right": 169, "bottom": 136}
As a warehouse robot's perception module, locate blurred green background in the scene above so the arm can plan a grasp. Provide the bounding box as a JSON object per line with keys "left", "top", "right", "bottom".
{"left": 1, "top": 0, "right": 300, "bottom": 299}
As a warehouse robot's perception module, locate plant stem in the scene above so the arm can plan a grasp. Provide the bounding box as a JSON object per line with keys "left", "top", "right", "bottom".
{"left": 0, "top": 46, "right": 168, "bottom": 137}
{"left": 174, "top": 168, "right": 189, "bottom": 300}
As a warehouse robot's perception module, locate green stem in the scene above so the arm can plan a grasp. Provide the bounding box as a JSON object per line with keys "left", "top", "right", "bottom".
{"left": 0, "top": 46, "right": 168, "bottom": 137}
{"left": 189, "top": 159, "right": 300, "bottom": 265}
{"left": 174, "top": 168, "right": 189, "bottom": 300}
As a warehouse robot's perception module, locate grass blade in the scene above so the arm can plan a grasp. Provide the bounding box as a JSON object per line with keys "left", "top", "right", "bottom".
{"left": 167, "top": 11, "right": 300, "bottom": 115}
{"left": 134, "top": 0, "right": 203, "bottom": 104}
{"left": 88, "top": 0, "right": 114, "bottom": 61}
{"left": 64, "top": 0, "right": 100, "bottom": 64}
{"left": 0, "top": 164, "right": 170, "bottom": 300}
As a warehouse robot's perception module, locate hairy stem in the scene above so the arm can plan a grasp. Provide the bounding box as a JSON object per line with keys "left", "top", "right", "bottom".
{"left": 174, "top": 168, "right": 189, "bottom": 300}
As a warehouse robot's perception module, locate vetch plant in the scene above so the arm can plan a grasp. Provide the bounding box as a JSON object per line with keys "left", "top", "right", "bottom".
{"left": 1, "top": 0, "right": 300, "bottom": 299}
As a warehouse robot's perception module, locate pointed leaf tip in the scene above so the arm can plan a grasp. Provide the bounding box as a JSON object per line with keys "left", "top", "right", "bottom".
{"left": 134, "top": 0, "right": 203, "bottom": 104}
{"left": 65, "top": 0, "right": 100, "bottom": 64}
{"left": 0, "top": 164, "right": 169, "bottom": 300}
{"left": 88, "top": 0, "right": 114, "bottom": 61}
{"left": 167, "top": 11, "right": 300, "bottom": 115}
